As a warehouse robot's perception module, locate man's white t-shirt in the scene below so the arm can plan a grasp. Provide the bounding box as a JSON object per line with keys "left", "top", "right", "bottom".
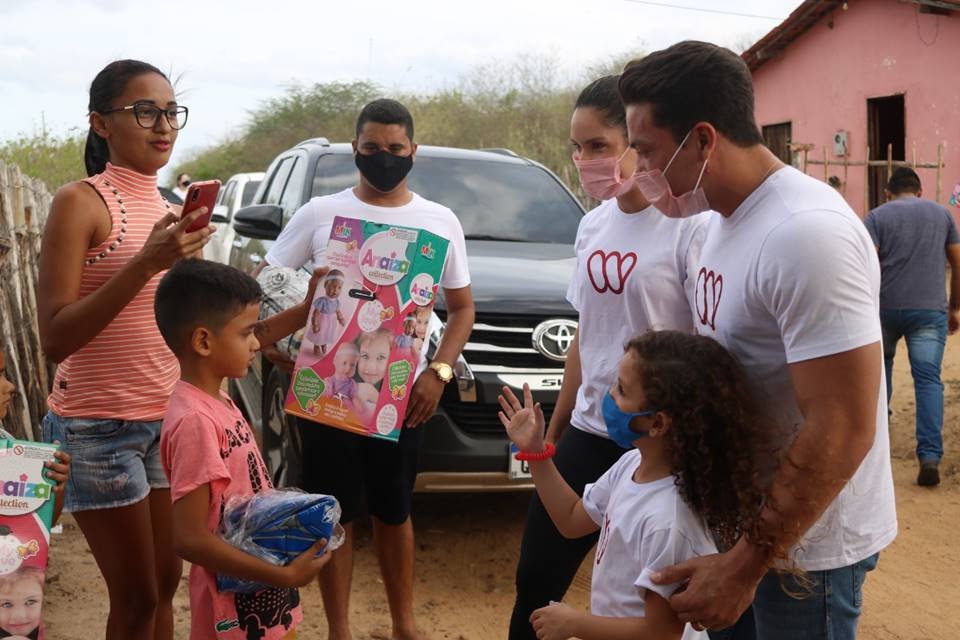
{"left": 582, "top": 450, "right": 714, "bottom": 640}
{"left": 567, "top": 199, "right": 708, "bottom": 438}
{"left": 265, "top": 188, "right": 471, "bottom": 376}
{"left": 693, "top": 166, "right": 897, "bottom": 571}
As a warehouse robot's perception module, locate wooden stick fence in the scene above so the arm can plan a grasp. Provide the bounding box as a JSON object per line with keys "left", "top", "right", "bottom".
{"left": 790, "top": 141, "right": 948, "bottom": 212}
{"left": 0, "top": 160, "right": 53, "bottom": 441}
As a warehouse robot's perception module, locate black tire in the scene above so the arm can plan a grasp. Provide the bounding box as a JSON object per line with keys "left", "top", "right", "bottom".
{"left": 261, "top": 367, "right": 303, "bottom": 488}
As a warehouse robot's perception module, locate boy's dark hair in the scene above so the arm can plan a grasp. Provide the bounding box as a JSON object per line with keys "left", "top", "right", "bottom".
{"left": 618, "top": 41, "right": 764, "bottom": 147}
{"left": 356, "top": 99, "right": 415, "bottom": 141}
{"left": 887, "top": 166, "right": 922, "bottom": 195}
{"left": 155, "top": 259, "right": 262, "bottom": 355}
{"left": 86, "top": 59, "right": 168, "bottom": 176}
{"left": 575, "top": 75, "right": 626, "bottom": 132}
{"left": 626, "top": 331, "right": 770, "bottom": 550}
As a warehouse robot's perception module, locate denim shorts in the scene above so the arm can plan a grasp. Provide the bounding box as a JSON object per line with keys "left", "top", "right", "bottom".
{"left": 42, "top": 412, "right": 169, "bottom": 512}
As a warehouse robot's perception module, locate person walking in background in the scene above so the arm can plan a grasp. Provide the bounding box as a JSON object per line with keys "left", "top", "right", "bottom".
{"left": 865, "top": 167, "right": 960, "bottom": 487}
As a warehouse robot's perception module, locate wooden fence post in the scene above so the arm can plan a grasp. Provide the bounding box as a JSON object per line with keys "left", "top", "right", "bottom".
{"left": 937, "top": 142, "right": 945, "bottom": 204}
{"left": 0, "top": 160, "right": 53, "bottom": 440}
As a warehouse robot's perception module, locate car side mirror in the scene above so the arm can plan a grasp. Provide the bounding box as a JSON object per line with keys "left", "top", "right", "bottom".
{"left": 233, "top": 204, "right": 283, "bottom": 240}
{"left": 211, "top": 204, "right": 229, "bottom": 224}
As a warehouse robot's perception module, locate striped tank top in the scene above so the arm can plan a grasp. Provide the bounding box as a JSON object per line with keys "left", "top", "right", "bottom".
{"left": 47, "top": 163, "right": 179, "bottom": 421}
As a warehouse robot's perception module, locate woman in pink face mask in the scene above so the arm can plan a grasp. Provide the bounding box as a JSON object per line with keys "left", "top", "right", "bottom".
{"left": 570, "top": 85, "right": 646, "bottom": 208}
{"left": 508, "top": 75, "right": 712, "bottom": 640}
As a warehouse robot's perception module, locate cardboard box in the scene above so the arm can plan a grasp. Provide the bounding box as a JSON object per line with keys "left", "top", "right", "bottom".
{"left": 285, "top": 216, "right": 449, "bottom": 442}
{"left": 0, "top": 438, "right": 58, "bottom": 640}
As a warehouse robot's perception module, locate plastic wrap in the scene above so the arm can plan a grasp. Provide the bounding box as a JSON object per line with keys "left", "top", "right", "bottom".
{"left": 216, "top": 488, "right": 345, "bottom": 593}
{"left": 256, "top": 265, "right": 311, "bottom": 361}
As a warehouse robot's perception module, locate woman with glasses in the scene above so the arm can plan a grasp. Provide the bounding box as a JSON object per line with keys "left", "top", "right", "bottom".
{"left": 37, "top": 59, "right": 212, "bottom": 640}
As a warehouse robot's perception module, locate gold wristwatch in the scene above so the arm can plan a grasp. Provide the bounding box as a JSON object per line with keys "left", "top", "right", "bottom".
{"left": 428, "top": 361, "right": 454, "bottom": 384}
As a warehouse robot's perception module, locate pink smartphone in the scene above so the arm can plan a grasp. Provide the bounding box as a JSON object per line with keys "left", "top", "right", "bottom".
{"left": 181, "top": 179, "right": 221, "bottom": 232}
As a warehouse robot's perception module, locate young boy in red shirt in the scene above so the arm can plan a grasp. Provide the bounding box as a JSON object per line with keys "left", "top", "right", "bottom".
{"left": 155, "top": 259, "right": 330, "bottom": 640}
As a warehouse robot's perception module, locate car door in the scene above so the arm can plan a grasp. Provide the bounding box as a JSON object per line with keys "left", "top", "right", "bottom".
{"left": 207, "top": 179, "right": 237, "bottom": 264}
{"left": 229, "top": 156, "right": 296, "bottom": 274}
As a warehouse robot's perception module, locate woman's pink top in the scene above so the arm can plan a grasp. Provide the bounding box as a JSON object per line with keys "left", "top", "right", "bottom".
{"left": 47, "top": 162, "right": 179, "bottom": 421}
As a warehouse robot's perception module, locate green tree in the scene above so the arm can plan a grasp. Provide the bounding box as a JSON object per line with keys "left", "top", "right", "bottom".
{"left": 175, "top": 81, "right": 379, "bottom": 182}
{"left": 172, "top": 49, "right": 646, "bottom": 202}
{"left": 0, "top": 129, "right": 87, "bottom": 191}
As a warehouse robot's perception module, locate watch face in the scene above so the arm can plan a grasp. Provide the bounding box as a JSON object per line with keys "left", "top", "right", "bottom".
{"left": 433, "top": 363, "right": 453, "bottom": 381}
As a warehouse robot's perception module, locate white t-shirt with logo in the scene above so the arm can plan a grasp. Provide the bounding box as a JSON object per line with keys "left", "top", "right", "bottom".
{"left": 265, "top": 188, "right": 471, "bottom": 376}
{"left": 582, "top": 450, "right": 714, "bottom": 640}
{"left": 693, "top": 166, "right": 897, "bottom": 571}
{"left": 567, "top": 199, "right": 708, "bottom": 438}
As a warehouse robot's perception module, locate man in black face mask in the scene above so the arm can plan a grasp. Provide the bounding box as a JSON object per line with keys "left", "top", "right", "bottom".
{"left": 261, "top": 99, "right": 475, "bottom": 640}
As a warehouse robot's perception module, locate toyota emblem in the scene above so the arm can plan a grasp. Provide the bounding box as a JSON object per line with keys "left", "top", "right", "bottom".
{"left": 532, "top": 319, "right": 579, "bottom": 362}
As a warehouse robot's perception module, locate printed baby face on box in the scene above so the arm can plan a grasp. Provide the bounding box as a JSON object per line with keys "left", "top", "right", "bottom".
{"left": 0, "top": 439, "right": 59, "bottom": 640}
{"left": 285, "top": 217, "right": 449, "bottom": 442}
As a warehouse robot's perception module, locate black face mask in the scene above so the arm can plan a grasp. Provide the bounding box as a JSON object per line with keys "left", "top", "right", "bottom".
{"left": 355, "top": 149, "right": 413, "bottom": 193}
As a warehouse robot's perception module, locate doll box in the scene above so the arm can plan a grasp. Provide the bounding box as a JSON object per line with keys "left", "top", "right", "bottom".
{"left": 284, "top": 216, "right": 449, "bottom": 442}
{"left": 0, "top": 438, "right": 59, "bottom": 640}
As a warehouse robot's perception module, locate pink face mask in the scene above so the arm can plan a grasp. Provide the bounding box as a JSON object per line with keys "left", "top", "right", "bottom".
{"left": 572, "top": 148, "right": 637, "bottom": 201}
{"left": 634, "top": 129, "right": 711, "bottom": 218}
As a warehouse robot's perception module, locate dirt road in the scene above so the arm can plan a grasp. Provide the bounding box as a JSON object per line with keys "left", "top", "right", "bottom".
{"left": 44, "top": 337, "right": 960, "bottom": 639}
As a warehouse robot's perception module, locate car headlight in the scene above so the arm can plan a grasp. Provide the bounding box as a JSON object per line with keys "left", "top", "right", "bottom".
{"left": 426, "top": 310, "right": 476, "bottom": 403}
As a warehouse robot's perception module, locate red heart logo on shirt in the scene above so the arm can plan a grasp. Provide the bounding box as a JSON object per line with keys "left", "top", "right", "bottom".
{"left": 587, "top": 250, "right": 638, "bottom": 295}
{"left": 695, "top": 267, "right": 723, "bottom": 330}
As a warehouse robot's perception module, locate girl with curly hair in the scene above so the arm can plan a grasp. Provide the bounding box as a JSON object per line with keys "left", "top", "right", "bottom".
{"left": 498, "top": 330, "right": 767, "bottom": 640}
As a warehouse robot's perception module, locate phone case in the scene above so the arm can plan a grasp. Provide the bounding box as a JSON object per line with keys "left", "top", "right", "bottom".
{"left": 181, "top": 179, "right": 221, "bottom": 232}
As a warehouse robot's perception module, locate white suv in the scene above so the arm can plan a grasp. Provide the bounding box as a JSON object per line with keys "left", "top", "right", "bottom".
{"left": 205, "top": 172, "right": 265, "bottom": 264}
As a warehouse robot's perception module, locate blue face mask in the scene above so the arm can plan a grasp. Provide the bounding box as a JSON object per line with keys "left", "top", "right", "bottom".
{"left": 602, "top": 391, "right": 656, "bottom": 449}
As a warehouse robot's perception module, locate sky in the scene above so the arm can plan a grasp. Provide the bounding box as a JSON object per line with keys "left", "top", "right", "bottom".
{"left": 1, "top": 0, "right": 802, "bottom": 183}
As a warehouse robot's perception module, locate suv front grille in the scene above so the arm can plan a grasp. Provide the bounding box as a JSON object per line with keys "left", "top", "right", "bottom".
{"left": 443, "top": 401, "right": 557, "bottom": 435}
{"left": 436, "top": 310, "right": 576, "bottom": 370}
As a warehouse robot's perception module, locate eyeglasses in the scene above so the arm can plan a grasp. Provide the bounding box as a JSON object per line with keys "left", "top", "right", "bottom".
{"left": 99, "top": 102, "right": 189, "bottom": 130}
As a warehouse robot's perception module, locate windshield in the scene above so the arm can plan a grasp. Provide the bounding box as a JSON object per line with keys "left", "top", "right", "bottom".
{"left": 311, "top": 154, "right": 582, "bottom": 243}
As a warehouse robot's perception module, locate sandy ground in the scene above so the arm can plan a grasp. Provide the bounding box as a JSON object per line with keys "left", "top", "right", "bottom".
{"left": 43, "top": 337, "right": 960, "bottom": 639}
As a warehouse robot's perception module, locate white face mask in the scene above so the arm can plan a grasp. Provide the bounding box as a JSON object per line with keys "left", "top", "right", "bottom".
{"left": 633, "top": 129, "right": 711, "bottom": 218}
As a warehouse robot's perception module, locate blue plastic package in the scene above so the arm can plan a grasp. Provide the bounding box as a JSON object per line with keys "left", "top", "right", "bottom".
{"left": 217, "top": 488, "right": 345, "bottom": 593}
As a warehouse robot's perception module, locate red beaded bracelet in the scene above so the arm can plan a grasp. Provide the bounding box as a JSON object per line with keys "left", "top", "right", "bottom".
{"left": 515, "top": 442, "right": 556, "bottom": 462}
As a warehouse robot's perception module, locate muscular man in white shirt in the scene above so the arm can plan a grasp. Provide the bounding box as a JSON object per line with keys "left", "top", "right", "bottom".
{"left": 618, "top": 41, "right": 896, "bottom": 640}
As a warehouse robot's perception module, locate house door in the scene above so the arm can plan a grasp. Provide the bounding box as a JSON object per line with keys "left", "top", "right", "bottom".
{"left": 762, "top": 122, "right": 792, "bottom": 165}
{"left": 867, "top": 95, "right": 905, "bottom": 210}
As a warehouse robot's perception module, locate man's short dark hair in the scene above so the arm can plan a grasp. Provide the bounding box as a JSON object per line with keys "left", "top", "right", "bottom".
{"left": 887, "top": 167, "right": 922, "bottom": 195}
{"left": 356, "top": 99, "right": 415, "bottom": 141}
{"left": 155, "top": 259, "right": 262, "bottom": 355}
{"left": 618, "top": 40, "right": 764, "bottom": 147}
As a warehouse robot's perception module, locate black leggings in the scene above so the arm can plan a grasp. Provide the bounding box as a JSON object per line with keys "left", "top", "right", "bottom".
{"left": 508, "top": 425, "right": 625, "bottom": 639}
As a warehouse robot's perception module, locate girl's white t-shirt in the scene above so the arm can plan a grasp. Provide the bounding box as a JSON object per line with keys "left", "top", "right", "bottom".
{"left": 692, "top": 166, "right": 897, "bottom": 571}
{"left": 567, "top": 200, "right": 709, "bottom": 438}
{"left": 582, "top": 450, "right": 715, "bottom": 640}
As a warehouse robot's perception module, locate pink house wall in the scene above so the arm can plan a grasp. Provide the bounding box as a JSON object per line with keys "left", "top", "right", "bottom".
{"left": 751, "top": 0, "right": 960, "bottom": 219}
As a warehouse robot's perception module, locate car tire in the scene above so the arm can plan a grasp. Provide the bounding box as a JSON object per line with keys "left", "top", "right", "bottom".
{"left": 262, "top": 366, "right": 303, "bottom": 488}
